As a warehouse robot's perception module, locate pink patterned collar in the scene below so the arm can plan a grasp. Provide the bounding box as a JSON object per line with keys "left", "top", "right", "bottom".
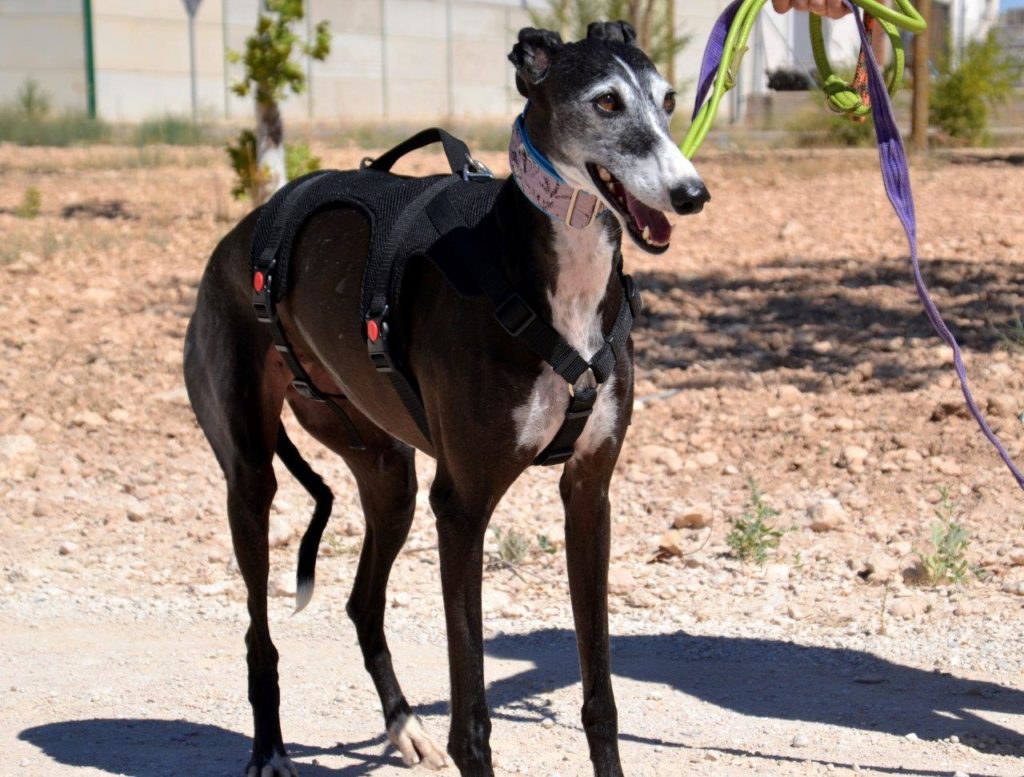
{"left": 508, "top": 114, "right": 603, "bottom": 229}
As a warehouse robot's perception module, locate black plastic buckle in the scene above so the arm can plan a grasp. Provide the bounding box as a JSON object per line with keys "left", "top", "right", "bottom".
{"left": 623, "top": 274, "right": 643, "bottom": 318}
{"left": 290, "top": 379, "right": 323, "bottom": 401}
{"left": 535, "top": 448, "right": 575, "bottom": 466}
{"left": 495, "top": 294, "right": 537, "bottom": 336}
{"left": 462, "top": 155, "right": 494, "bottom": 182}
{"left": 566, "top": 385, "right": 598, "bottom": 419}
{"left": 366, "top": 310, "right": 395, "bottom": 373}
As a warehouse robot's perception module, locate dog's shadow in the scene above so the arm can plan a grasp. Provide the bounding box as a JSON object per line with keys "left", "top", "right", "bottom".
{"left": 19, "top": 630, "right": 1024, "bottom": 776}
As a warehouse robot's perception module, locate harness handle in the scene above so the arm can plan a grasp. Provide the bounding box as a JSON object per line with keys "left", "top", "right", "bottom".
{"left": 364, "top": 128, "right": 472, "bottom": 176}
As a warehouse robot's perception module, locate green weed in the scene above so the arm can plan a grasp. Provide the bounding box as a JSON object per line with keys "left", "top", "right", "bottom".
{"left": 916, "top": 487, "right": 976, "bottom": 586}
{"left": 15, "top": 187, "right": 41, "bottom": 219}
{"left": 492, "top": 527, "right": 530, "bottom": 566}
{"left": 726, "top": 479, "right": 784, "bottom": 565}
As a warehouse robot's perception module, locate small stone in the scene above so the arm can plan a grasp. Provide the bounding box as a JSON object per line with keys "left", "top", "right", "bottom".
{"left": 58, "top": 541, "right": 78, "bottom": 556}
{"left": 791, "top": 733, "right": 809, "bottom": 748}
{"left": 392, "top": 591, "right": 411, "bottom": 608}
{"left": 673, "top": 504, "right": 712, "bottom": 529}
{"left": 107, "top": 408, "right": 131, "bottom": 424}
{"left": 639, "top": 444, "right": 683, "bottom": 473}
{"left": 607, "top": 567, "right": 635, "bottom": 596}
{"left": 953, "top": 771, "right": 968, "bottom": 777}
{"left": 270, "top": 572, "right": 297, "bottom": 598}
{"left": 193, "top": 581, "right": 232, "bottom": 596}
{"left": 764, "top": 563, "right": 790, "bottom": 582}
{"left": 840, "top": 445, "right": 869, "bottom": 474}
{"left": 904, "top": 732, "right": 918, "bottom": 741}
{"left": 626, "top": 589, "right": 657, "bottom": 609}
{"left": 694, "top": 450, "right": 719, "bottom": 468}
{"left": 949, "top": 735, "right": 960, "bottom": 745}
{"left": 658, "top": 529, "right": 687, "bottom": 557}
{"left": 541, "top": 717, "right": 555, "bottom": 729}
{"left": 153, "top": 387, "right": 191, "bottom": 406}
{"left": 889, "top": 596, "right": 927, "bottom": 619}
{"left": 19, "top": 415, "right": 47, "bottom": 433}
{"left": 808, "top": 499, "right": 845, "bottom": 532}
{"left": 987, "top": 396, "right": 1017, "bottom": 418}
{"left": 811, "top": 340, "right": 833, "bottom": 354}
{"left": 267, "top": 515, "right": 295, "bottom": 549}
{"left": 70, "top": 410, "right": 106, "bottom": 429}
{"left": 703, "top": 751, "right": 720, "bottom": 761}
{"left": 1007, "top": 548, "right": 1024, "bottom": 567}
{"left": 787, "top": 604, "right": 806, "bottom": 621}
{"left": 0, "top": 435, "right": 40, "bottom": 481}
{"left": 126, "top": 502, "right": 150, "bottom": 523}
{"left": 860, "top": 551, "right": 900, "bottom": 582}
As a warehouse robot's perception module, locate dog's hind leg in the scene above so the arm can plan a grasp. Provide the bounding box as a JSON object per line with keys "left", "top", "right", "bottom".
{"left": 286, "top": 399, "right": 447, "bottom": 770}
{"left": 560, "top": 455, "right": 624, "bottom": 777}
{"left": 185, "top": 288, "right": 297, "bottom": 776}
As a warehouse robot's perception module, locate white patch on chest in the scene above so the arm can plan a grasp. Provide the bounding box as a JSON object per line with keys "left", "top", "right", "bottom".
{"left": 513, "top": 226, "right": 621, "bottom": 457}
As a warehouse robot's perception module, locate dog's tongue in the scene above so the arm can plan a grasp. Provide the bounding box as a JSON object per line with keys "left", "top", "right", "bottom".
{"left": 624, "top": 190, "right": 672, "bottom": 244}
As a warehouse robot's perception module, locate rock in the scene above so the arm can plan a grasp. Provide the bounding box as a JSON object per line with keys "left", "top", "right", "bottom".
{"left": 787, "top": 604, "right": 806, "bottom": 621}
{"left": 392, "top": 591, "right": 411, "bottom": 608}
{"left": 267, "top": 516, "right": 295, "bottom": 549}
{"left": 673, "top": 504, "right": 712, "bottom": 529}
{"left": 987, "top": 396, "right": 1017, "bottom": 418}
{"left": 840, "top": 445, "right": 869, "bottom": 474}
{"left": 107, "top": 408, "right": 131, "bottom": 424}
{"left": 808, "top": 499, "right": 845, "bottom": 532}
{"left": 607, "top": 567, "right": 635, "bottom": 596}
{"left": 860, "top": 551, "right": 900, "bottom": 582}
{"left": 58, "top": 541, "right": 78, "bottom": 556}
{"left": 889, "top": 596, "right": 927, "bottom": 619}
{"left": 19, "top": 415, "right": 47, "bottom": 434}
{"left": 1007, "top": 548, "right": 1024, "bottom": 567}
{"left": 791, "top": 733, "right": 809, "bottom": 748}
{"left": 126, "top": 501, "right": 150, "bottom": 523}
{"left": 764, "top": 563, "right": 790, "bottom": 582}
{"left": 929, "top": 456, "right": 962, "bottom": 477}
{"left": 193, "top": 581, "right": 232, "bottom": 596}
{"left": 639, "top": 444, "right": 683, "bottom": 473}
{"left": 154, "top": 387, "right": 191, "bottom": 406}
{"left": 70, "top": 410, "right": 106, "bottom": 429}
{"left": 541, "top": 717, "right": 555, "bottom": 729}
{"left": 270, "top": 572, "right": 297, "bottom": 598}
{"left": 904, "top": 732, "right": 918, "bottom": 741}
{"left": 694, "top": 450, "right": 719, "bottom": 468}
{"left": 658, "top": 530, "right": 687, "bottom": 557}
{"left": 811, "top": 340, "right": 833, "bottom": 354}
{"left": 0, "top": 435, "right": 40, "bottom": 481}
{"left": 626, "top": 589, "right": 658, "bottom": 609}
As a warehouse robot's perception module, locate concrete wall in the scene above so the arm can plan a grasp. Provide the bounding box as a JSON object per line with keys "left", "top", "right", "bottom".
{"left": 0, "top": 0, "right": 87, "bottom": 114}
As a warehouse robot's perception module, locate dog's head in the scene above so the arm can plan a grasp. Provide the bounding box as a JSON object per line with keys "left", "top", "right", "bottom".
{"left": 509, "top": 21, "right": 709, "bottom": 254}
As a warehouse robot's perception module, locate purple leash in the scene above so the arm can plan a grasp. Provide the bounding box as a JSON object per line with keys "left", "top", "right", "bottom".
{"left": 693, "top": 3, "right": 1024, "bottom": 492}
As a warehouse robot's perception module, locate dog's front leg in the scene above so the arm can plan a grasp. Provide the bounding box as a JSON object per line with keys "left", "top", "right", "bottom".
{"left": 430, "top": 472, "right": 496, "bottom": 777}
{"left": 560, "top": 456, "right": 624, "bottom": 777}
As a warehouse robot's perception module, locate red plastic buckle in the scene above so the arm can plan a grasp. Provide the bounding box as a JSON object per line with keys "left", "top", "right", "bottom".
{"left": 366, "top": 318, "right": 380, "bottom": 342}
{"left": 253, "top": 271, "right": 265, "bottom": 293}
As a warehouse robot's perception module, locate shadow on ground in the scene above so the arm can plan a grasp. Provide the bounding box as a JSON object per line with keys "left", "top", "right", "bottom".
{"left": 21, "top": 630, "right": 1022, "bottom": 776}
{"left": 632, "top": 255, "right": 1023, "bottom": 393}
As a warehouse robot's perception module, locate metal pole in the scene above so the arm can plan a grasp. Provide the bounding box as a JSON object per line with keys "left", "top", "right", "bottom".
{"left": 380, "top": 0, "right": 389, "bottom": 118}
{"left": 445, "top": 0, "right": 454, "bottom": 119}
{"left": 911, "top": 0, "right": 931, "bottom": 153}
{"left": 82, "top": 0, "right": 97, "bottom": 118}
{"left": 306, "top": 0, "right": 314, "bottom": 118}
{"left": 189, "top": 12, "right": 198, "bottom": 121}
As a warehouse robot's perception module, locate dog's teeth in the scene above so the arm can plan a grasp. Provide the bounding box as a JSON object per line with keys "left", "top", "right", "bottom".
{"left": 599, "top": 167, "right": 612, "bottom": 182}
{"left": 642, "top": 226, "right": 651, "bottom": 241}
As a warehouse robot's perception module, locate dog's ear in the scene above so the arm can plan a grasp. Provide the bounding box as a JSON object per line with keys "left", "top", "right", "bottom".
{"left": 586, "top": 20, "right": 637, "bottom": 46}
{"left": 509, "top": 27, "right": 564, "bottom": 92}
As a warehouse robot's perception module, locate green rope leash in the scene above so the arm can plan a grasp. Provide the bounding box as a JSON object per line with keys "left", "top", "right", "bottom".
{"left": 681, "top": 0, "right": 926, "bottom": 160}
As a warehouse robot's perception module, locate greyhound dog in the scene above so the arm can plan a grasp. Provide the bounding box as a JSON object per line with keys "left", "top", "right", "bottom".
{"left": 184, "top": 21, "right": 707, "bottom": 777}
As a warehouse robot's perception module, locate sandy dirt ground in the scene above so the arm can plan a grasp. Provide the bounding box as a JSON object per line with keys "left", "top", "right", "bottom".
{"left": 1, "top": 143, "right": 1023, "bottom": 777}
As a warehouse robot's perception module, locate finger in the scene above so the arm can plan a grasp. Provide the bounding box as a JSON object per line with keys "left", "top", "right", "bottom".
{"left": 826, "top": 0, "right": 851, "bottom": 17}
{"left": 771, "top": 0, "right": 792, "bottom": 12}
{"left": 808, "top": 0, "right": 828, "bottom": 14}
{"left": 791, "top": 0, "right": 811, "bottom": 11}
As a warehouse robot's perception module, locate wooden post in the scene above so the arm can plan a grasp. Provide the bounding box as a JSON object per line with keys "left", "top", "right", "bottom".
{"left": 911, "top": 0, "right": 931, "bottom": 153}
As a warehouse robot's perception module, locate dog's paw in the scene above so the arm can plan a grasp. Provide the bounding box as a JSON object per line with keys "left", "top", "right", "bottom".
{"left": 246, "top": 752, "right": 299, "bottom": 777}
{"left": 388, "top": 713, "right": 448, "bottom": 770}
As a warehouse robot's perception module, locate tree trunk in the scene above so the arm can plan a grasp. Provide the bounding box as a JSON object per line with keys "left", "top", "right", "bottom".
{"left": 255, "top": 98, "right": 286, "bottom": 204}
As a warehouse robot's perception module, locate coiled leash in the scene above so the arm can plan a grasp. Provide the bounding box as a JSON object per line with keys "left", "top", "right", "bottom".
{"left": 683, "top": 0, "right": 1024, "bottom": 492}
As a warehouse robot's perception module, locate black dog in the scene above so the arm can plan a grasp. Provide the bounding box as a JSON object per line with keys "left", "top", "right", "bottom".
{"left": 184, "top": 21, "right": 707, "bottom": 777}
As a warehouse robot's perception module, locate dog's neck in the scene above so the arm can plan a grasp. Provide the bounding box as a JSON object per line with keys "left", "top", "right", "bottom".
{"left": 503, "top": 116, "right": 619, "bottom": 360}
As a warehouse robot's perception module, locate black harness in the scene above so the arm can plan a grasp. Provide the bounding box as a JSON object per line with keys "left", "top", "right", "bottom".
{"left": 250, "top": 129, "right": 641, "bottom": 466}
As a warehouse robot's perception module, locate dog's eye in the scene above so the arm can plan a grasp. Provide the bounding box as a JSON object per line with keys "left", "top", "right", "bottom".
{"left": 594, "top": 93, "right": 622, "bottom": 113}
{"left": 663, "top": 92, "right": 676, "bottom": 114}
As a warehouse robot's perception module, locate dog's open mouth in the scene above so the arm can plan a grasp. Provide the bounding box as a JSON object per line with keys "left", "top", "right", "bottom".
{"left": 586, "top": 163, "right": 671, "bottom": 254}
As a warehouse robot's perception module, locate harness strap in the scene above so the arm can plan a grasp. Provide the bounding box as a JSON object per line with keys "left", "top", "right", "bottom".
{"left": 424, "top": 190, "right": 641, "bottom": 466}
{"left": 252, "top": 173, "right": 366, "bottom": 451}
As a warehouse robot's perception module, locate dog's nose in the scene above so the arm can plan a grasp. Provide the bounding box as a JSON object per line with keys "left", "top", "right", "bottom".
{"left": 670, "top": 182, "right": 710, "bottom": 215}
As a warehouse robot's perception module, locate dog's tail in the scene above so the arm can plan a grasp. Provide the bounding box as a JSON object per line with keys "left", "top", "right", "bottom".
{"left": 275, "top": 423, "right": 334, "bottom": 613}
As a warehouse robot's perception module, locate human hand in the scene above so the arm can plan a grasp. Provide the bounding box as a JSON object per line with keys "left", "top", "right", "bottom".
{"left": 771, "top": 0, "right": 851, "bottom": 19}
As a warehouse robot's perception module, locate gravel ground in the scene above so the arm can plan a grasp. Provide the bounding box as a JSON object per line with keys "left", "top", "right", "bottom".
{"left": 0, "top": 144, "right": 1022, "bottom": 777}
